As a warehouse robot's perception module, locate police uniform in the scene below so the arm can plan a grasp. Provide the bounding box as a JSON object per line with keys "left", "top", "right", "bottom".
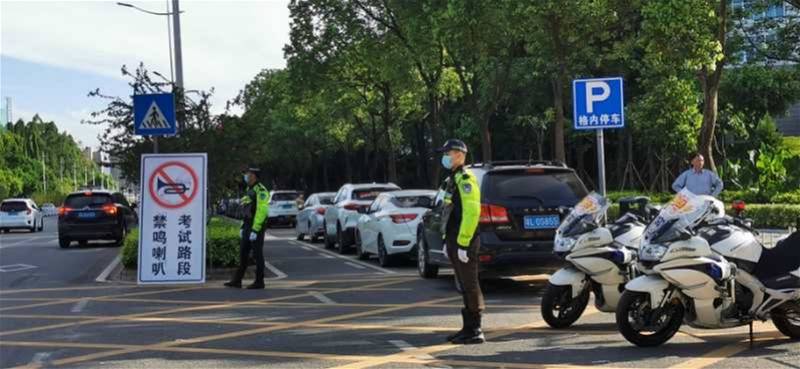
{"left": 437, "top": 139, "right": 485, "bottom": 344}
{"left": 226, "top": 167, "right": 270, "bottom": 289}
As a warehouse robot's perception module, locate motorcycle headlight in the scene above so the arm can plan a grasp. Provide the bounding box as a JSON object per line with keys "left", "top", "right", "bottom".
{"left": 639, "top": 243, "right": 668, "bottom": 262}
{"left": 554, "top": 236, "right": 577, "bottom": 253}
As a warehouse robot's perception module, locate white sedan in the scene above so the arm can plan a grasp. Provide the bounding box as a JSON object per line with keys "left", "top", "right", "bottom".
{"left": 0, "top": 198, "right": 44, "bottom": 233}
{"left": 355, "top": 190, "right": 436, "bottom": 266}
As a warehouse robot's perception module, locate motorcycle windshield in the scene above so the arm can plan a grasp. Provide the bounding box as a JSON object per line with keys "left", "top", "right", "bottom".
{"left": 644, "top": 189, "right": 710, "bottom": 244}
{"left": 557, "top": 192, "right": 609, "bottom": 238}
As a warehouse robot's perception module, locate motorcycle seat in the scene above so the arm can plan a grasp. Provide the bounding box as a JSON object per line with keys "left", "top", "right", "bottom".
{"left": 762, "top": 274, "right": 800, "bottom": 290}
{"left": 754, "top": 231, "right": 800, "bottom": 279}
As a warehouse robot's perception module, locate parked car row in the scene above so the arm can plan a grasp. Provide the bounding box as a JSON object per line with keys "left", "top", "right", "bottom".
{"left": 295, "top": 160, "right": 591, "bottom": 282}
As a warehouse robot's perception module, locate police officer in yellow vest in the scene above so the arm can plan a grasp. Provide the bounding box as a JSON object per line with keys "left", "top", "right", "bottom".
{"left": 437, "top": 139, "right": 485, "bottom": 344}
{"left": 225, "top": 166, "right": 270, "bottom": 289}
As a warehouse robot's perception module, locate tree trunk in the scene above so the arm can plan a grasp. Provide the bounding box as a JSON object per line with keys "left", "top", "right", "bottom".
{"left": 552, "top": 77, "right": 566, "bottom": 162}
{"left": 480, "top": 114, "right": 492, "bottom": 163}
{"left": 428, "top": 93, "right": 443, "bottom": 187}
{"left": 697, "top": 0, "right": 727, "bottom": 173}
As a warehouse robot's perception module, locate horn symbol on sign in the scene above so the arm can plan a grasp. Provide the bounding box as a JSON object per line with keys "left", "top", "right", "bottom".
{"left": 157, "top": 178, "right": 189, "bottom": 195}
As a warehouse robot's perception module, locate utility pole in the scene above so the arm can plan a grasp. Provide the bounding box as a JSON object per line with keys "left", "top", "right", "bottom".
{"left": 172, "top": 0, "right": 184, "bottom": 133}
{"left": 73, "top": 164, "right": 77, "bottom": 190}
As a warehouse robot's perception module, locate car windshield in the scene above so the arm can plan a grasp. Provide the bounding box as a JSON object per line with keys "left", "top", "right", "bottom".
{"left": 557, "top": 192, "right": 608, "bottom": 238}
{"left": 391, "top": 195, "right": 434, "bottom": 209}
{"left": 65, "top": 194, "right": 112, "bottom": 208}
{"left": 1, "top": 201, "right": 28, "bottom": 212}
{"left": 353, "top": 187, "right": 395, "bottom": 201}
{"left": 272, "top": 193, "right": 299, "bottom": 202}
{"left": 644, "top": 189, "right": 711, "bottom": 244}
{"left": 318, "top": 196, "right": 334, "bottom": 205}
{"left": 483, "top": 171, "right": 587, "bottom": 207}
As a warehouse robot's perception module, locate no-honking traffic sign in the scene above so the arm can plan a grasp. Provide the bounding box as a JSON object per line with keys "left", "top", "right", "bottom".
{"left": 138, "top": 154, "right": 207, "bottom": 284}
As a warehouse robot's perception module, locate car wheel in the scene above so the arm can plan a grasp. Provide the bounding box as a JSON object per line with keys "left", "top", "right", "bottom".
{"left": 29, "top": 221, "right": 36, "bottom": 233}
{"left": 323, "top": 222, "right": 335, "bottom": 249}
{"left": 336, "top": 226, "right": 348, "bottom": 254}
{"left": 355, "top": 231, "right": 369, "bottom": 260}
{"left": 59, "top": 238, "right": 70, "bottom": 248}
{"left": 78, "top": 240, "right": 88, "bottom": 247}
{"left": 38, "top": 219, "right": 44, "bottom": 232}
{"left": 377, "top": 236, "right": 393, "bottom": 267}
{"left": 311, "top": 234, "right": 320, "bottom": 243}
{"left": 296, "top": 232, "right": 304, "bottom": 241}
{"left": 116, "top": 225, "right": 127, "bottom": 246}
{"left": 417, "top": 229, "right": 439, "bottom": 279}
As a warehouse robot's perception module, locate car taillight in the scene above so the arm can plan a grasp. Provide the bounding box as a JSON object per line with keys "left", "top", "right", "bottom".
{"left": 102, "top": 204, "right": 117, "bottom": 215}
{"left": 479, "top": 254, "right": 493, "bottom": 263}
{"left": 343, "top": 203, "right": 361, "bottom": 211}
{"left": 480, "top": 204, "right": 509, "bottom": 224}
{"left": 26, "top": 208, "right": 32, "bottom": 215}
{"left": 58, "top": 207, "right": 72, "bottom": 216}
{"left": 316, "top": 207, "right": 326, "bottom": 215}
{"left": 390, "top": 214, "right": 418, "bottom": 223}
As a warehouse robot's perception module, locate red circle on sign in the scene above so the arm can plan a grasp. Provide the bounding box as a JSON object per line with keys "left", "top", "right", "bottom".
{"left": 148, "top": 161, "right": 199, "bottom": 209}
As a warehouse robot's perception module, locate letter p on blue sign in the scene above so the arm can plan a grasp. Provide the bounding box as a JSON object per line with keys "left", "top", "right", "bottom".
{"left": 573, "top": 77, "right": 624, "bottom": 130}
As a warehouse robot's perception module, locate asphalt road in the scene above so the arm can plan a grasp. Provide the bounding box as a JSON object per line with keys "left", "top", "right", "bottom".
{"left": 0, "top": 226, "right": 798, "bottom": 369}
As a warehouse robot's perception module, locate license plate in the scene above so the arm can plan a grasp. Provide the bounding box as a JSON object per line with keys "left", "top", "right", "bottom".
{"left": 523, "top": 215, "right": 560, "bottom": 230}
{"left": 78, "top": 212, "right": 96, "bottom": 219}
{"left": 282, "top": 204, "right": 293, "bottom": 209}
{"left": 7, "top": 211, "right": 17, "bottom": 216}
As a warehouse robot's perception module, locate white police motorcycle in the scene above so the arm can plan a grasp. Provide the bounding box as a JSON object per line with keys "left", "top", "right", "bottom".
{"left": 616, "top": 189, "right": 800, "bottom": 347}
{"left": 542, "top": 193, "right": 655, "bottom": 328}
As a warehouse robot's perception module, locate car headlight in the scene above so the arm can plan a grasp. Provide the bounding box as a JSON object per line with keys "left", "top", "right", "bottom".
{"left": 554, "top": 236, "right": 576, "bottom": 253}
{"left": 639, "top": 243, "right": 668, "bottom": 262}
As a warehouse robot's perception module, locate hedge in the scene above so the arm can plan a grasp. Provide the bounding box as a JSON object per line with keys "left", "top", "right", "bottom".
{"left": 608, "top": 203, "right": 800, "bottom": 229}
{"left": 607, "top": 190, "right": 800, "bottom": 205}
{"left": 121, "top": 216, "right": 241, "bottom": 269}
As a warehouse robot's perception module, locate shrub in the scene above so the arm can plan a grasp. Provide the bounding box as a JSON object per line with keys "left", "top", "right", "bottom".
{"left": 770, "top": 190, "right": 800, "bottom": 205}
{"left": 121, "top": 216, "right": 241, "bottom": 269}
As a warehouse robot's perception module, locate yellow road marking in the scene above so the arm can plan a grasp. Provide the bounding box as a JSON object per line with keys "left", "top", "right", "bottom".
{"left": 0, "top": 285, "right": 122, "bottom": 295}
{"left": 326, "top": 306, "right": 601, "bottom": 369}
{"left": 667, "top": 328, "right": 786, "bottom": 369}
{"left": 0, "top": 286, "right": 203, "bottom": 313}
{"left": 20, "top": 294, "right": 462, "bottom": 368}
{"left": 0, "top": 278, "right": 409, "bottom": 338}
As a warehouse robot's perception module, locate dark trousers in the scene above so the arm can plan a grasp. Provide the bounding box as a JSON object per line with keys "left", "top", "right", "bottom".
{"left": 446, "top": 235, "right": 485, "bottom": 314}
{"left": 232, "top": 231, "right": 265, "bottom": 284}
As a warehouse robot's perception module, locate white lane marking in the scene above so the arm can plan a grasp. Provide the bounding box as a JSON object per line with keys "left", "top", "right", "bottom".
{"left": 30, "top": 352, "right": 51, "bottom": 365}
{"left": 344, "top": 261, "right": 367, "bottom": 270}
{"left": 318, "top": 253, "right": 335, "bottom": 259}
{"left": 0, "top": 264, "right": 37, "bottom": 272}
{"left": 70, "top": 299, "right": 89, "bottom": 313}
{"left": 388, "top": 340, "right": 438, "bottom": 362}
{"left": 290, "top": 240, "right": 397, "bottom": 275}
{"left": 264, "top": 260, "right": 288, "bottom": 280}
{"left": 95, "top": 255, "right": 121, "bottom": 283}
{"left": 308, "top": 291, "right": 336, "bottom": 305}
{"left": 264, "top": 233, "right": 291, "bottom": 241}
{"left": 301, "top": 245, "right": 314, "bottom": 252}
{"left": 0, "top": 237, "right": 57, "bottom": 249}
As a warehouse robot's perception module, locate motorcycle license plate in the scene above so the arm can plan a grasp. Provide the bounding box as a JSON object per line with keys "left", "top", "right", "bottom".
{"left": 524, "top": 215, "right": 560, "bottom": 230}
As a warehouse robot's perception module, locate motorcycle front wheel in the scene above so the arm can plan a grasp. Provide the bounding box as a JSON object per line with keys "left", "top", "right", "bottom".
{"left": 773, "top": 302, "right": 800, "bottom": 339}
{"left": 615, "top": 290, "right": 684, "bottom": 347}
{"left": 541, "top": 283, "right": 590, "bottom": 329}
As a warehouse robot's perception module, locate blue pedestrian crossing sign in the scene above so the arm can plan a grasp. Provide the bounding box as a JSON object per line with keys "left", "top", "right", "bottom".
{"left": 134, "top": 93, "right": 177, "bottom": 136}
{"left": 572, "top": 77, "right": 624, "bottom": 130}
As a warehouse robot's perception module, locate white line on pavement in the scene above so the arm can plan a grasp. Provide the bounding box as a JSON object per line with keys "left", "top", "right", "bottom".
{"left": 388, "top": 340, "right": 439, "bottom": 362}
{"left": 264, "top": 260, "right": 288, "bottom": 280}
{"left": 30, "top": 352, "right": 51, "bottom": 366}
{"left": 0, "top": 264, "right": 37, "bottom": 272}
{"left": 301, "top": 245, "right": 314, "bottom": 252}
{"left": 70, "top": 299, "right": 89, "bottom": 313}
{"left": 344, "top": 261, "right": 367, "bottom": 270}
{"left": 95, "top": 255, "right": 121, "bottom": 283}
{"left": 318, "top": 253, "right": 335, "bottom": 259}
{"left": 308, "top": 291, "right": 336, "bottom": 305}
{"left": 290, "top": 240, "right": 397, "bottom": 275}
{"left": 0, "top": 237, "right": 57, "bottom": 249}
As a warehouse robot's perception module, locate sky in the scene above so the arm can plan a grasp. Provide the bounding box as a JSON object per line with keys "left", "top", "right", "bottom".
{"left": 0, "top": 0, "right": 290, "bottom": 149}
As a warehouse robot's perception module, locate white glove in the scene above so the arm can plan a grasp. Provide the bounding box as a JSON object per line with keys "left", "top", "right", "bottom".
{"left": 240, "top": 229, "right": 244, "bottom": 238}
{"left": 442, "top": 245, "right": 448, "bottom": 260}
{"left": 458, "top": 248, "right": 469, "bottom": 263}
{"left": 249, "top": 231, "right": 258, "bottom": 242}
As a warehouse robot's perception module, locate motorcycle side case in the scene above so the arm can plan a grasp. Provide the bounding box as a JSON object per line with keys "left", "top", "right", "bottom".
{"left": 549, "top": 267, "right": 588, "bottom": 298}
{"left": 568, "top": 246, "right": 629, "bottom": 285}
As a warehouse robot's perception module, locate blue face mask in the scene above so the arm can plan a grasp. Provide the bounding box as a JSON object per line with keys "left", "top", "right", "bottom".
{"left": 441, "top": 155, "right": 453, "bottom": 170}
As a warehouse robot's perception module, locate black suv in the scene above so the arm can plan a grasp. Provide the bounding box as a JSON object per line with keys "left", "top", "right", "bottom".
{"left": 58, "top": 191, "right": 138, "bottom": 248}
{"left": 416, "top": 161, "right": 588, "bottom": 280}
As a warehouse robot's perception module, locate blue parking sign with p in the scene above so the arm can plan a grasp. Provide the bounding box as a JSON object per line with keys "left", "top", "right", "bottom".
{"left": 573, "top": 77, "right": 624, "bottom": 130}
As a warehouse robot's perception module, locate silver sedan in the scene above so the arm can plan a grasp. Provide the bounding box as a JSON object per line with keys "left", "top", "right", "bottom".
{"left": 295, "top": 192, "right": 336, "bottom": 242}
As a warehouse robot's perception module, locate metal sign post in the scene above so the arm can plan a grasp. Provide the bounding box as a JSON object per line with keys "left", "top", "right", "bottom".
{"left": 573, "top": 77, "right": 625, "bottom": 197}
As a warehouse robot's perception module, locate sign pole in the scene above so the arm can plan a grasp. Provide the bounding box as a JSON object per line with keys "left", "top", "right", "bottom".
{"left": 596, "top": 129, "right": 606, "bottom": 196}
{"left": 153, "top": 137, "right": 159, "bottom": 154}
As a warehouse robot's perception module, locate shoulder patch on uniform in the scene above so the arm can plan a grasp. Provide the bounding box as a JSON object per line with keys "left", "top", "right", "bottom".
{"left": 259, "top": 192, "right": 267, "bottom": 200}
{"left": 462, "top": 183, "right": 472, "bottom": 194}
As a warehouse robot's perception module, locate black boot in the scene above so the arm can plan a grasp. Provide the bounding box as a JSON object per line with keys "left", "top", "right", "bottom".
{"left": 446, "top": 309, "right": 470, "bottom": 342}
{"left": 451, "top": 312, "right": 485, "bottom": 345}
{"left": 246, "top": 282, "right": 265, "bottom": 289}
{"left": 224, "top": 280, "right": 242, "bottom": 288}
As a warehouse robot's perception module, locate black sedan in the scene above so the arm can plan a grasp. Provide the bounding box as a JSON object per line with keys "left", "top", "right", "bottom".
{"left": 58, "top": 191, "right": 138, "bottom": 248}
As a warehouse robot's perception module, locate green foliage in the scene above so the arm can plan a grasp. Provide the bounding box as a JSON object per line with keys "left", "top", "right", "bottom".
{"left": 784, "top": 137, "right": 800, "bottom": 156}
{"left": 121, "top": 217, "right": 241, "bottom": 269}
{"left": 770, "top": 190, "right": 800, "bottom": 205}
{"left": 745, "top": 204, "right": 800, "bottom": 229}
